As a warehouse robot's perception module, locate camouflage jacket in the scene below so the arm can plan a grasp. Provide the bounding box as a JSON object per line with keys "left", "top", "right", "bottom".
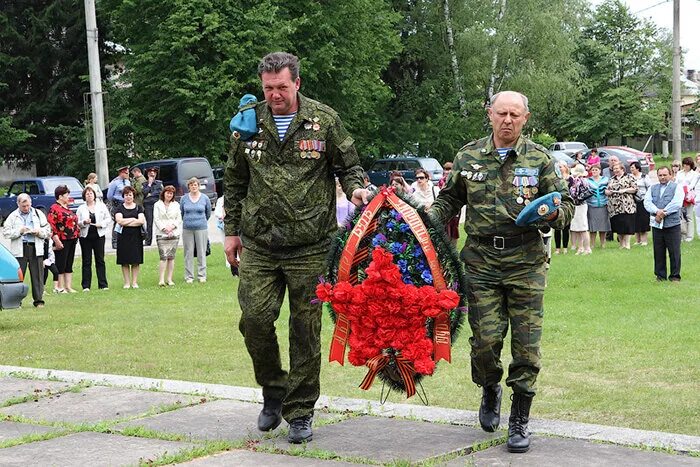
{"left": 431, "top": 134, "right": 573, "bottom": 237}
{"left": 131, "top": 175, "right": 146, "bottom": 206}
{"left": 224, "top": 93, "right": 364, "bottom": 257}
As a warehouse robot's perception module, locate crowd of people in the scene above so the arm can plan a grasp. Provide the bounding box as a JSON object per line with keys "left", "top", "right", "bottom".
{"left": 2, "top": 167, "right": 218, "bottom": 302}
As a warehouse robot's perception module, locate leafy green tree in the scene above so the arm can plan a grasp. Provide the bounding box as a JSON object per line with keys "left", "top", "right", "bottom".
{"left": 0, "top": 1, "right": 114, "bottom": 175}
{"left": 564, "top": 0, "right": 672, "bottom": 144}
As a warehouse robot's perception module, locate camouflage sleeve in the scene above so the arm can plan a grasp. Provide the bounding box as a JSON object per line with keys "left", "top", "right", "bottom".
{"left": 327, "top": 114, "right": 364, "bottom": 197}
{"left": 537, "top": 158, "right": 574, "bottom": 229}
{"left": 223, "top": 136, "right": 249, "bottom": 236}
{"left": 429, "top": 165, "right": 465, "bottom": 224}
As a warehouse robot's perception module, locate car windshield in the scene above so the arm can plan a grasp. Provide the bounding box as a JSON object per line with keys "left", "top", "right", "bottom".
{"left": 43, "top": 179, "right": 83, "bottom": 193}
{"left": 567, "top": 143, "right": 587, "bottom": 150}
{"left": 179, "top": 160, "right": 213, "bottom": 181}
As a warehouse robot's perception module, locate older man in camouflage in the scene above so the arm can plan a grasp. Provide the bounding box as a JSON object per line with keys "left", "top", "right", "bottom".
{"left": 224, "top": 52, "right": 368, "bottom": 444}
{"left": 431, "top": 91, "right": 573, "bottom": 453}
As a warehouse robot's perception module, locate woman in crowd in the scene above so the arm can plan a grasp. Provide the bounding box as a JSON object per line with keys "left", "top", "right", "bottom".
{"left": 586, "top": 164, "right": 610, "bottom": 249}
{"left": 569, "top": 164, "right": 591, "bottom": 255}
{"left": 670, "top": 160, "right": 681, "bottom": 181}
{"left": 47, "top": 185, "right": 80, "bottom": 293}
{"left": 84, "top": 172, "right": 103, "bottom": 200}
{"left": 389, "top": 171, "right": 412, "bottom": 195}
{"left": 629, "top": 161, "right": 650, "bottom": 246}
{"left": 181, "top": 177, "right": 211, "bottom": 283}
{"left": 554, "top": 162, "right": 571, "bottom": 254}
{"left": 605, "top": 162, "right": 637, "bottom": 250}
{"left": 76, "top": 186, "right": 111, "bottom": 291}
{"left": 676, "top": 157, "right": 699, "bottom": 242}
{"left": 114, "top": 185, "right": 145, "bottom": 288}
{"left": 410, "top": 168, "right": 439, "bottom": 208}
{"left": 335, "top": 177, "right": 355, "bottom": 227}
{"left": 153, "top": 185, "right": 182, "bottom": 286}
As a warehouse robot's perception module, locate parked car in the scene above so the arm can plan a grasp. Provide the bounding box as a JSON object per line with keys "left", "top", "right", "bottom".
{"left": 607, "top": 146, "right": 656, "bottom": 170}
{"left": 549, "top": 142, "right": 589, "bottom": 156}
{"left": 583, "top": 148, "right": 650, "bottom": 175}
{"left": 550, "top": 150, "right": 575, "bottom": 167}
{"left": 0, "top": 177, "right": 84, "bottom": 224}
{"left": 131, "top": 158, "right": 217, "bottom": 206}
{"left": 0, "top": 243, "right": 29, "bottom": 309}
{"left": 367, "top": 156, "right": 443, "bottom": 187}
{"left": 212, "top": 165, "right": 224, "bottom": 197}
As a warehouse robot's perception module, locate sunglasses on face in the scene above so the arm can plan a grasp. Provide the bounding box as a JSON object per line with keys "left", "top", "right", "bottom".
{"left": 416, "top": 176, "right": 426, "bottom": 180}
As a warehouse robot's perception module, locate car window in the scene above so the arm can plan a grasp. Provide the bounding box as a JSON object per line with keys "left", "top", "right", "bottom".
{"left": 157, "top": 164, "right": 176, "bottom": 183}
{"left": 569, "top": 143, "right": 587, "bottom": 151}
{"left": 371, "top": 161, "right": 389, "bottom": 171}
{"left": 179, "top": 160, "right": 213, "bottom": 181}
{"left": 8, "top": 183, "right": 24, "bottom": 196}
{"left": 26, "top": 182, "right": 40, "bottom": 195}
{"left": 554, "top": 144, "right": 561, "bottom": 150}
{"left": 420, "top": 159, "right": 442, "bottom": 171}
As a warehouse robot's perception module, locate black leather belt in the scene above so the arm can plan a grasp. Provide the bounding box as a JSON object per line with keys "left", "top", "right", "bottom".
{"left": 470, "top": 231, "right": 540, "bottom": 250}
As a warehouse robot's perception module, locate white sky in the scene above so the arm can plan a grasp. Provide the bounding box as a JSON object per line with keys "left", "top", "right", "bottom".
{"left": 590, "top": 0, "right": 700, "bottom": 71}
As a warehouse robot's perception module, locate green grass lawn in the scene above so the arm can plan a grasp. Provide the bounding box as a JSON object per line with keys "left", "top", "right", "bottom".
{"left": 1, "top": 240, "right": 699, "bottom": 436}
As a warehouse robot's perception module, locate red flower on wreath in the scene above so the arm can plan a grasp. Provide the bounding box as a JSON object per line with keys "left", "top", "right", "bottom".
{"left": 316, "top": 247, "right": 459, "bottom": 376}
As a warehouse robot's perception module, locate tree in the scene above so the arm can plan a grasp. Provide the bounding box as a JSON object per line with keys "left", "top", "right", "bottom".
{"left": 564, "top": 0, "right": 672, "bottom": 144}
{"left": 0, "top": 1, "right": 115, "bottom": 175}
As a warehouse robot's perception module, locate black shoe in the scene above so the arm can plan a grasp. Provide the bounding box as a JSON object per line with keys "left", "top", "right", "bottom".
{"left": 257, "top": 398, "right": 282, "bottom": 432}
{"left": 507, "top": 393, "right": 533, "bottom": 453}
{"left": 478, "top": 384, "right": 502, "bottom": 432}
{"left": 287, "top": 415, "right": 313, "bottom": 444}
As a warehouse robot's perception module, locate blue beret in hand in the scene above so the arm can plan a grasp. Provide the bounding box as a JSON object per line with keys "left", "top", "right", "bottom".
{"left": 515, "top": 192, "right": 562, "bottom": 226}
{"left": 229, "top": 94, "right": 258, "bottom": 141}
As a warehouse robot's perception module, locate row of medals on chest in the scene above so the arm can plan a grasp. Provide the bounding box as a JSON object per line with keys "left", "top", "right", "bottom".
{"left": 513, "top": 175, "right": 539, "bottom": 205}
{"left": 243, "top": 120, "right": 323, "bottom": 159}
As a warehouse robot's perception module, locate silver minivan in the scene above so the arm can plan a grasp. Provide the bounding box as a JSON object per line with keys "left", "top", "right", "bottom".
{"left": 133, "top": 157, "right": 217, "bottom": 206}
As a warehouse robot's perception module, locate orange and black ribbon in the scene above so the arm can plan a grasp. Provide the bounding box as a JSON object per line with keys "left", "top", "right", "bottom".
{"left": 359, "top": 353, "right": 417, "bottom": 398}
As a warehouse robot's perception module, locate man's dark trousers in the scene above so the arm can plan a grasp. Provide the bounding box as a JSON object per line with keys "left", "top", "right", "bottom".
{"left": 18, "top": 242, "right": 44, "bottom": 306}
{"left": 652, "top": 225, "right": 681, "bottom": 280}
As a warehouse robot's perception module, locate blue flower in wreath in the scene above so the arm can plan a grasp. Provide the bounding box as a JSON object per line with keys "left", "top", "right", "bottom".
{"left": 372, "top": 233, "right": 387, "bottom": 247}
{"left": 390, "top": 209, "right": 402, "bottom": 221}
{"left": 397, "top": 259, "right": 408, "bottom": 273}
{"left": 399, "top": 222, "right": 411, "bottom": 233}
{"left": 421, "top": 269, "right": 433, "bottom": 284}
{"left": 402, "top": 275, "right": 413, "bottom": 285}
{"left": 389, "top": 241, "right": 404, "bottom": 255}
{"left": 387, "top": 220, "right": 397, "bottom": 231}
{"left": 413, "top": 245, "right": 423, "bottom": 257}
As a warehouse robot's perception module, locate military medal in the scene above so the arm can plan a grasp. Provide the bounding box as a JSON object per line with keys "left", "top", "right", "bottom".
{"left": 244, "top": 148, "right": 250, "bottom": 154}
{"left": 311, "top": 150, "right": 320, "bottom": 159}
{"left": 232, "top": 131, "right": 240, "bottom": 139}
{"left": 517, "top": 196, "right": 524, "bottom": 204}
{"left": 305, "top": 123, "right": 312, "bottom": 130}
{"left": 313, "top": 123, "right": 320, "bottom": 131}
{"left": 537, "top": 204, "right": 549, "bottom": 216}
{"left": 252, "top": 141, "right": 258, "bottom": 149}
{"left": 532, "top": 187, "right": 538, "bottom": 194}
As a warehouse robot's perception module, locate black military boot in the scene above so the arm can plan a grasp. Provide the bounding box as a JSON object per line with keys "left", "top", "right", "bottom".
{"left": 507, "top": 393, "right": 534, "bottom": 453}
{"left": 257, "top": 398, "right": 282, "bottom": 432}
{"left": 478, "top": 384, "right": 502, "bottom": 432}
{"left": 287, "top": 414, "right": 313, "bottom": 444}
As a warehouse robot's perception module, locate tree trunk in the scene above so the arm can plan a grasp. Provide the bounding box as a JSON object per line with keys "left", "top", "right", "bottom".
{"left": 486, "top": 0, "right": 507, "bottom": 105}
{"left": 443, "top": 0, "right": 467, "bottom": 119}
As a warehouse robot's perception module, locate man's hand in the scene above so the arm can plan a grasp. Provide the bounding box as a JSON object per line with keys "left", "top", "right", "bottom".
{"left": 351, "top": 188, "right": 370, "bottom": 207}
{"left": 225, "top": 235, "right": 242, "bottom": 268}
{"left": 545, "top": 210, "right": 559, "bottom": 222}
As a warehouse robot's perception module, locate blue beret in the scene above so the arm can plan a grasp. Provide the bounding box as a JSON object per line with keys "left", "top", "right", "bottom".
{"left": 229, "top": 94, "right": 258, "bottom": 141}
{"left": 515, "top": 192, "right": 562, "bottom": 226}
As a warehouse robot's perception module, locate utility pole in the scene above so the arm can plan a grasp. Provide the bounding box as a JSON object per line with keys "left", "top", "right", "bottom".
{"left": 671, "top": 0, "right": 681, "bottom": 162}
{"left": 84, "top": 0, "right": 109, "bottom": 187}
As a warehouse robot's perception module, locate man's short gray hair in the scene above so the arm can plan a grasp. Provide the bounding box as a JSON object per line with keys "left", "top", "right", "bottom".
{"left": 258, "top": 52, "right": 300, "bottom": 80}
{"left": 490, "top": 91, "right": 529, "bottom": 112}
{"left": 16, "top": 193, "right": 31, "bottom": 204}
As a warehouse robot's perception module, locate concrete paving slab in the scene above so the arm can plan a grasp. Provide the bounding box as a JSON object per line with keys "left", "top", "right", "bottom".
{"left": 449, "top": 436, "right": 700, "bottom": 466}
{"left": 114, "top": 400, "right": 348, "bottom": 442}
{"left": 184, "top": 449, "right": 363, "bottom": 466}
{"left": 0, "top": 386, "right": 198, "bottom": 424}
{"left": 0, "top": 377, "right": 72, "bottom": 405}
{"left": 0, "top": 431, "right": 193, "bottom": 466}
{"left": 262, "top": 415, "right": 502, "bottom": 463}
{"left": 0, "top": 420, "right": 60, "bottom": 442}
{"left": 114, "top": 399, "right": 276, "bottom": 441}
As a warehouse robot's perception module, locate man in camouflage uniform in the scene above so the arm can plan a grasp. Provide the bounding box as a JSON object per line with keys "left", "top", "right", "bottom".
{"left": 130, "top": 167, "right": 147, "bottom": 207}
{"left": 224, "top": 52, "right": 368, "bottom": 444}
{"left": 431, "top": 91, "right": 573, "bottom": 453}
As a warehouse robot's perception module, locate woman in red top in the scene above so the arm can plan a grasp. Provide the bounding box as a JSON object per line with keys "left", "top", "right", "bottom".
{"left": 47, "top": 185, "right": 80, "bottom": 293}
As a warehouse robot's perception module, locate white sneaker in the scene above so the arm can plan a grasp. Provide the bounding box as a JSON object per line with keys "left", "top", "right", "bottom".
{"left": 83, "top": 288, "right": 90, "bottom": 292}
{"left": 199, "top": 278, "right": 206, "bottom": 283}
{"left": 185, "top": 279, "right": 194, "bottom": 284}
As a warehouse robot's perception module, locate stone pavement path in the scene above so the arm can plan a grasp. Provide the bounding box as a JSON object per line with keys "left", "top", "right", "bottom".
{"left": 0, "top": 368, "right": 698, "bottom": 466}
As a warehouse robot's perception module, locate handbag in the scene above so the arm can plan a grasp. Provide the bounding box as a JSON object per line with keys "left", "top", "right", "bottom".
{"left": 140, "top": 224, "right": 148, "bottom": 241}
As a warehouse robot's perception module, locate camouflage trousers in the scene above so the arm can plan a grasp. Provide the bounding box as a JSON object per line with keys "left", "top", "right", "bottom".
{"left": 237, "top": 247, "right": 325, "bottom": 421}
{"left": 461, "top": 237, "right": 546, "bottom": 396}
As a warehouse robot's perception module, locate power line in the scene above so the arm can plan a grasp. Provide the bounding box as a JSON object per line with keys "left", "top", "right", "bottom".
{"left": 634, "top": 0, "right": 670, "bottom": 15}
